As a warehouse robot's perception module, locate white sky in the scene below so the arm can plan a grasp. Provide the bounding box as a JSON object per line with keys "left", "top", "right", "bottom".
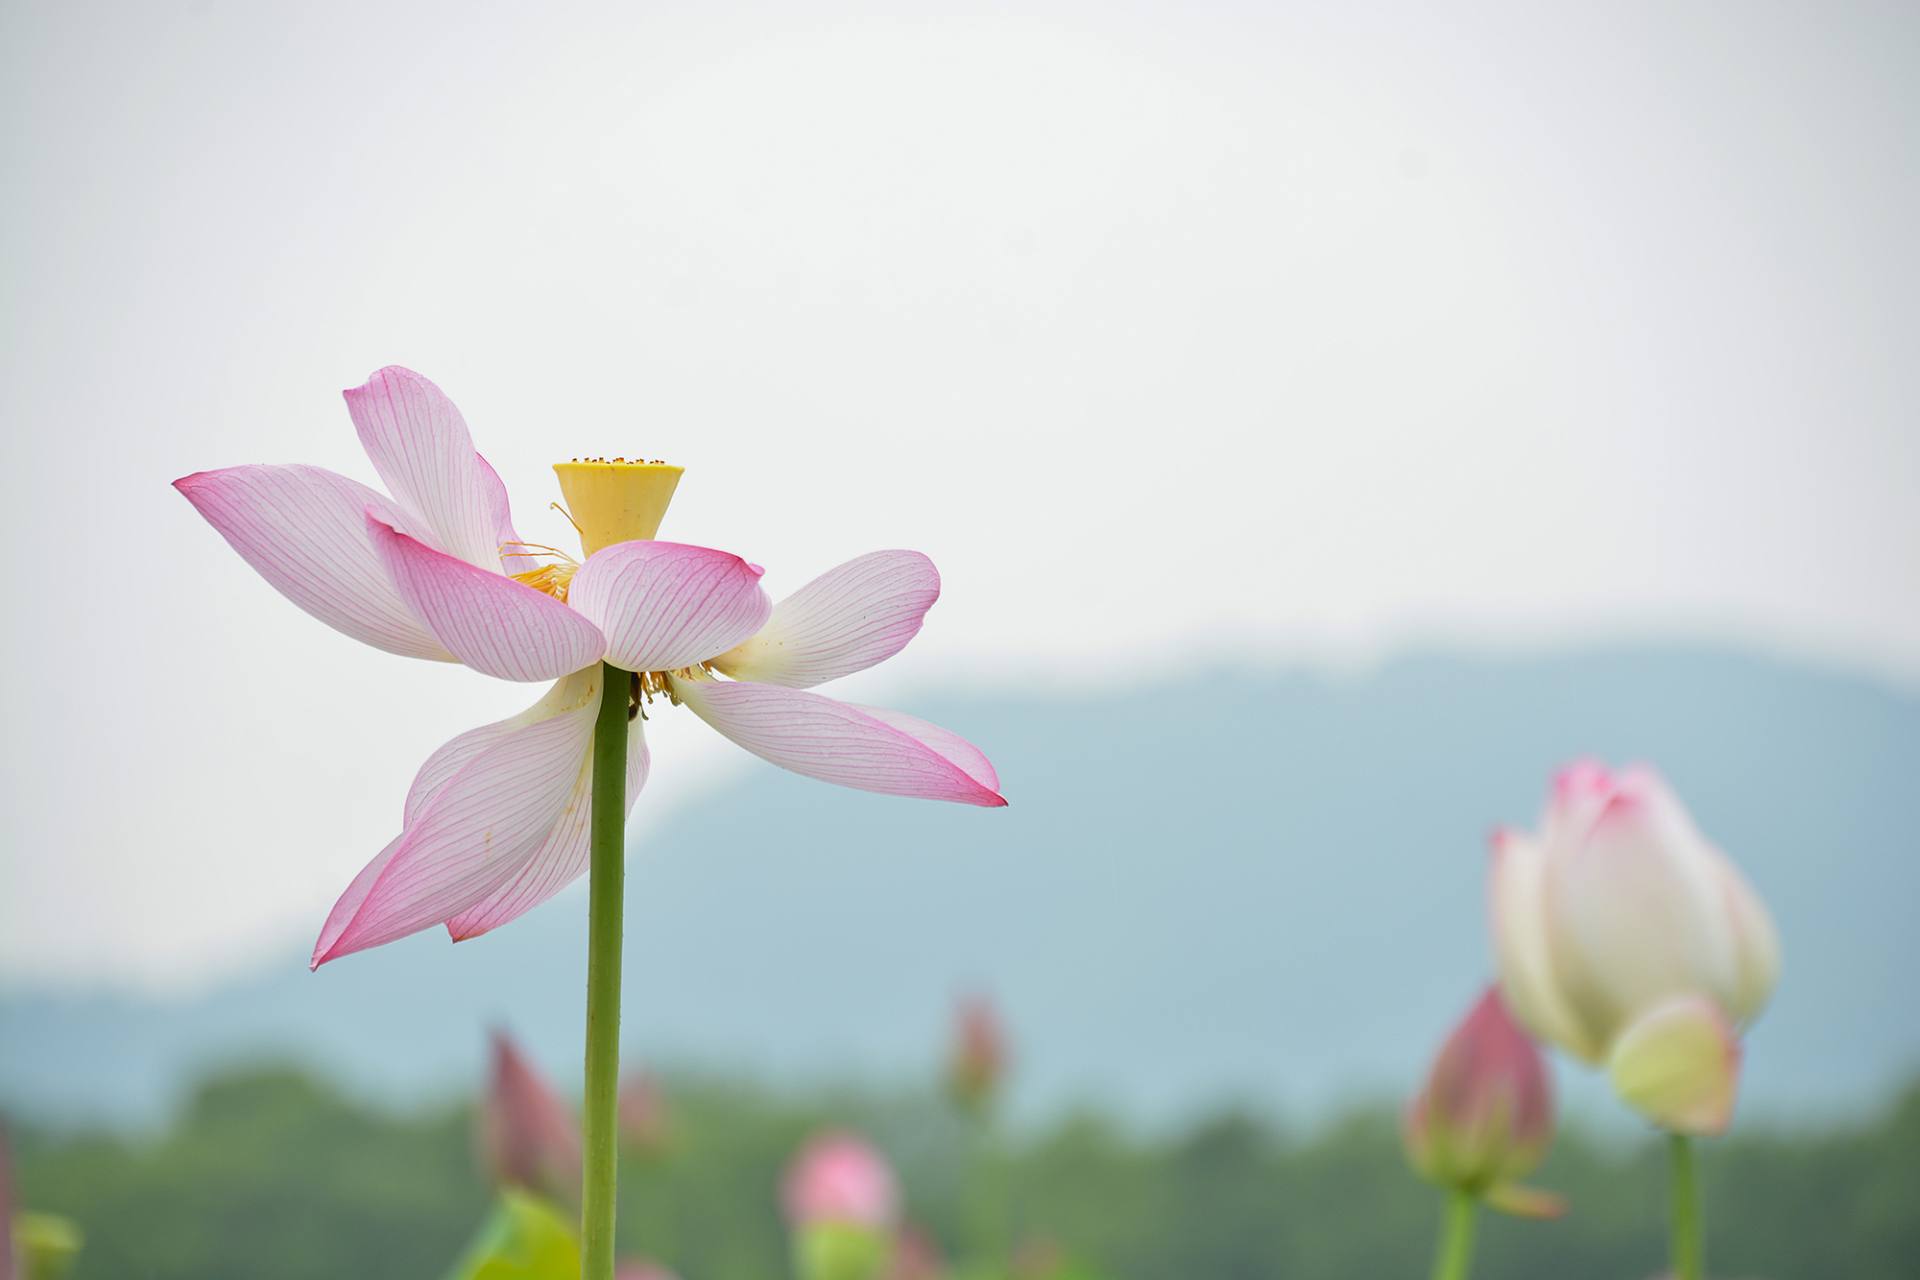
{"left": 3, "top": 0, "right": 1915, "bottom": 989}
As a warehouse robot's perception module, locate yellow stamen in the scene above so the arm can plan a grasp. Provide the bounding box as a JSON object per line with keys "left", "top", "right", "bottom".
{"left": 511, "top": 561, "right": 578, "bottom": 601}
{"left": 630, "top": 662, "right": 715, "bottom": 711}
{"left": 553, "top": 458, "right": 683, "bottom": 556}
{"left": 501, "top": 540, "right": 579, "bottom": 562}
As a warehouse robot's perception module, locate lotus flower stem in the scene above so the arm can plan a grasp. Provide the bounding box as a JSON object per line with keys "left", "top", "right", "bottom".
{"left": 1668, "top": 1133, "right": 1703, "bottom": 1280}
{"left": 581, "top": 662, "right": 630, "bottom": 1278}
{"left": 1430, "top": 1188, "right": 1477, "bottom": 1280}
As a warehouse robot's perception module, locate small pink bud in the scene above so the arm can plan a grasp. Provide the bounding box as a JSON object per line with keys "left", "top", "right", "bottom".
{"left": 618, "top": 1070, "right": 671, "bottom": 1155}
{"left": 885, "top": 1225, "right": 945, "bottom": 1280}
{"left": 782, "top": 1131, "right": 900, "bottom": 1230}
{"left": 477, "top": 1030, "right": 582, "bottom": 1205}
{"left": 1404, "top": 987, "right": 1561, "bottom": 1213}
{"left": 615, "top": 1263, "right": 680, "bottom": 1280}
{"left": 944, "top": 995, "right": 1008, "bottom": 1114}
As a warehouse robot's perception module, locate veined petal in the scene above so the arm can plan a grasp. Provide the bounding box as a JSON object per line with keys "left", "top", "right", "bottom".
{"left": 174, "top": 465, "right": 452, "bottom": 661}
{"left": 568, "top": 541, "right": 771, "bottom": 673}
{"left": 672, "top": 678, "right": 1005, "bottom": 807}
{"left": 403, "top": 675, "right": 599, "bottom": 824}
{"left": 370, "top": 513, "right": 605, "bottom": 682}
{"left": 344, "top": 366, "right": 506, "bottom": 570}
{"left": 850, "top": 704, "right": 999, "bottom": 793}
{"left": 711, "top": 550, "right": 940, "bottom": 688}
{"left": 311, "top": 683, "right": 599, "bottom": 967}
{"left": 446, "top": 713, "right": 650, "bottom": 940}
{"left": 1607, "top": 994, "right": 1742, "bottom": 1135}
{"left": 1488, "top": 830, "right": 1600, "bottom": 1062}
{"left": 478, "top": 452, "right": 542, "bottom": 578}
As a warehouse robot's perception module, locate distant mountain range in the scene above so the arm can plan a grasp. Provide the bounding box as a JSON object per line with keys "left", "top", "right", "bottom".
{"left": 5, "top": 646, "right": 1916, "bottom": 1133}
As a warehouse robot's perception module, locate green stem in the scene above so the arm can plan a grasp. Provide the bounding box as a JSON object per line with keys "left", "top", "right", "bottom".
{"left": 1669, "top": 1133, "right": 1704, "bottom": 1280}
{"left": 1430, "top": 1188, "right": 1477, "bottom": 1280}
{"left": 581, "top": 663, "right": 629, "bottom": 1279}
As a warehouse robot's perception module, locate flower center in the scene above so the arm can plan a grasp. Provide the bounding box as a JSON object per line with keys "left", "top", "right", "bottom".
{"left": 510, "top": 561, "right": 578, "bottom": 601}
{"left": 628, "top": 664, "right": 714, "bottom": 719}
{"left": 553, "top": 458, "right": 683, "bottom": 556}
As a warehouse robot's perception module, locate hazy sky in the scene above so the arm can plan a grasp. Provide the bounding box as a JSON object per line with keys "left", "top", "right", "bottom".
{"left": 3, "top": 0, "right": 1915, "bottom": 989}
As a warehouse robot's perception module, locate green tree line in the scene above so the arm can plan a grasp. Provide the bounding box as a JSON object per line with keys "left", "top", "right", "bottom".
{"left": 10, "top": 1066, "right": 1918, "bottom": 1279}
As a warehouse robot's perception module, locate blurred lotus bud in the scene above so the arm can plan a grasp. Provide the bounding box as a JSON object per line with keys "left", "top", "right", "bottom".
{"left": 884, "top": 1225, "right": 944, "bottom": 1280}
{"left": 477, "top": 1030, "right": 581, "bottom": 1206}
{"left": 1403, "top": 986, "right": 1562, "bottom": 1217}
{"left": 615, "top": 1262, "right": 680, "bottom": 1280}
{"left": 1011, "top": 1237, "right": 1068, "bottom": 1279}
{"left": 617, "top": 1070, "right": 670, "bottom": 1156}
{"left": 944, "top": 994, "right": 1008, "bottom": 1115}
{"left": 1489, "top": 761, "right": 1780, "bottom": 1135}
{"left": 784, "top": 1132, "right": 900, "bottom": 1280}
{"left": 783, "top": 1131, "right": 899, "bottom": 1230}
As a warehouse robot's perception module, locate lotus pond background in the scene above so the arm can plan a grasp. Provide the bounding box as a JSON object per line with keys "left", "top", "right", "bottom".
{"left": 4, "top": 1, "right": 1918, "bottom": 1277}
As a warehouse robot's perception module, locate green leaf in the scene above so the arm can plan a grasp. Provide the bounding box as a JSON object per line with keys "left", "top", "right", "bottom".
{"left": 15, "top": 1211, "right": 83, "bottom": 1280}
{"left": 444, "top": 1191, "right": 581, "bottom": 1280}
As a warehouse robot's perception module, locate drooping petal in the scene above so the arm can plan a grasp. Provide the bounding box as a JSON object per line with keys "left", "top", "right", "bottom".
{"left": 567, "top": 541, "right": 771, "bottom": 673}
{"left": 849, "top": 705, "right": 1000, "bottom": 793}
{"left": 671, "top": 678, "right": 1005, "bottom": 807}
{"left": 711, "top": 550, "right": 940, "bottom": 688}
{"left": 174, "top": 465, "right": 452, "bottom": 661}
{"left": 369, "top": 513, "right": 605, "bottom": 682}
{"left": 402, "top": 675, "right": 600, "bottom": 824}
{"left": 1607, "top": 994, "right": 1742, "bottom": 1135}
{"left": 1487, "top": 830, "right": 1600, "bottom": 1062}
{"left": 311, "top": 686, "right": 598, "bottom": 967}
{"left": 445, "top": 711, "right": 650, "bottom": 941}
{"left": 343, "top": 366, "right": 507, "bottom": 570}
{"left": 1544, "top": 783, "right": 1742, "bottom": 1049}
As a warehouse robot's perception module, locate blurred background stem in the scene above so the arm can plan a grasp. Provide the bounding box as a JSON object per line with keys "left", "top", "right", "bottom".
{"left": 581, "top": 665, "right": 630, "bottom": 1279}
{"left": 969, "top": 1110, "right": 1012, "bottom": 1268}
{"left": 1669, "top": 1134, "right": 1703, "bottom": 1280}
{"left": 1430, "top": 1188, "right": 1476, "bottom": 1280}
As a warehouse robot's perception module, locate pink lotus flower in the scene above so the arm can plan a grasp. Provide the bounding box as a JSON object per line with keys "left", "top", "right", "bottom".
{"left": 1489, "top": 761, "right": 1780, "bottom": 1135}
{"left": 175, "top": 366, "right": 1004, "bottom": 968}
{"left": 1403, "top": 986, "right": 1563, "bottom": 1217}
{"left": 478, "top": 1030, "right": 582, "bottom": 1205}
{"left": 944, "top": 994, "right": 1008, "bottom": 1114}
{"left": 781, "top": 1131, "right": 900, "bottom": 1230}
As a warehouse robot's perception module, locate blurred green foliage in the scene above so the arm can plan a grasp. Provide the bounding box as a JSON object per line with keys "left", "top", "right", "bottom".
{"left": 10, "top": 1066, "right": 1919, "bottom": 1279}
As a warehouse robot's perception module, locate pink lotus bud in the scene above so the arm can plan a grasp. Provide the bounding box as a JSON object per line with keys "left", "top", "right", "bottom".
{"left": 617, "top": 1070, "right": 670, "bottom": 1155}
{"left": 1403, "top": 986, "right": 1562, "bottom": 1215}
{"left": 944, "top": 994, "right": 1008, "bottom": 1114}
{"left": 1489, "top": 761, "right": 1780, "bottom": 1135}
{"left": 477, "top": 1030, "right": 582, "bottom": 1205}
{"left": 782, "top": 1131, "right": 900, "bottom": 1230}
